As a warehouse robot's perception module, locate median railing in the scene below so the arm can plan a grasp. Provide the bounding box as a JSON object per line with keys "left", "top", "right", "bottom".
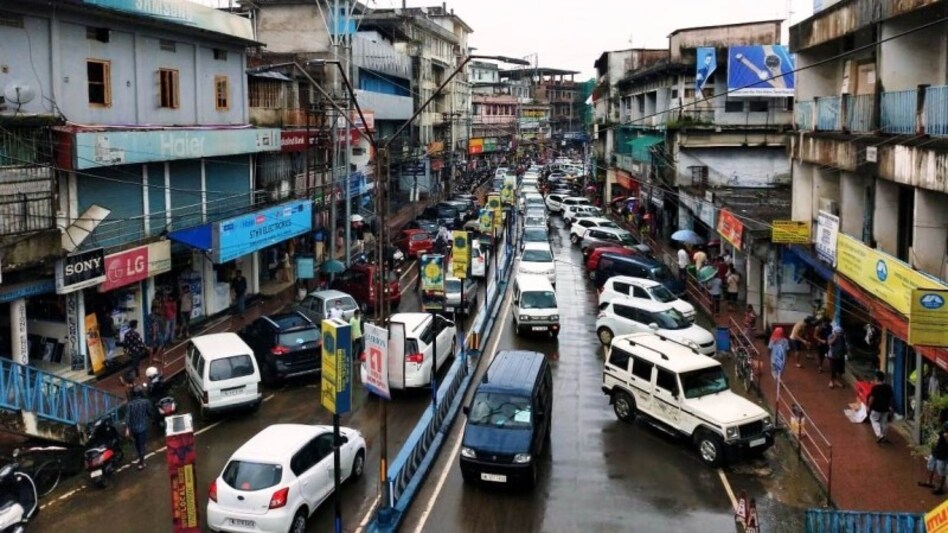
{"left": 804, "top": 509, "right": 924, "bottom": 533}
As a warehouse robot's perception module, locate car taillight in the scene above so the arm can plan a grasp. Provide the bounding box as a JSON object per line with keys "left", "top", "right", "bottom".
{"left": 269, "top": 487, "right": 289, "bottom": 509}
{"left": 209, "top": 480, "right": 218, "bottom": 502}
{"left": 271, "top": 345, "right": 290, "bottom": 356}
{"left": 406, "top": 352, "right": 424, "bottom": 364}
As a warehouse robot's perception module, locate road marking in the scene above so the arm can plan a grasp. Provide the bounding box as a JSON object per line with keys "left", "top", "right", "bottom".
{"left": 400, "top": 260, "right": 417, "bottom": 281}
{"left": 354, "top": 494, "right": 381, "bottom": 533}
{"left": 412, "top": 281, "right": 514, "bottom": 533}
{"left": 717, "top": 468, "right": 738, "bottom": 512}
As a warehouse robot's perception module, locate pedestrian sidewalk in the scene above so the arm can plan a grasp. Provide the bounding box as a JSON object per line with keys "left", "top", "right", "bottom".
{"left": 618, "top": 219, "right": 943, "bottom": 514}
{"left": 92, "top": 200, "right": 427, "bottom": 399}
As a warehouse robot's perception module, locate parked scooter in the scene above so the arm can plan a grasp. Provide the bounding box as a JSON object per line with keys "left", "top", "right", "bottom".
{"left": 0, "top": 463, "right": 37, "bottom": 532}
{"left": 145, "top": 367, "right": 176, "bottom": 430}
{"left": 84, "top": 417, "right": 124, "bottom": 488}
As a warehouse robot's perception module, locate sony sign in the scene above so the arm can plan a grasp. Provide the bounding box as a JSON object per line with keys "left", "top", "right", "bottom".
{"left": 56, "top": 248, "right": 107, "bottom": 294}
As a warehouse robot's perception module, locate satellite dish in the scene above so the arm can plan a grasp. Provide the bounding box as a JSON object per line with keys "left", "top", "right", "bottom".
{"left": 4, "top": 82, "right": 36, "bottom": 105}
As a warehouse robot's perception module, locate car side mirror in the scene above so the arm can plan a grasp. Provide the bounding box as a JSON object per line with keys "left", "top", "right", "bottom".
{"left": 462, "top": 406, "right": 470, "bottom": 416}
{"left": 649, "top": 323, "right": 659, "bottom": 331}
{"left": 340, "top": 436, "right": 349, "bottom": 444}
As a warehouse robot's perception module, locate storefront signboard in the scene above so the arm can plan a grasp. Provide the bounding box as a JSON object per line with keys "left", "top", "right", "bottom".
{"left": 56, "top": 248, "right": 106, "bottom": 294}
{"left": 815, "top": 210, "right": 839, "bottom": 265}
{"left": 468, "top": 138, "right": 484, "bottom": 155}
{"left": 716, "top": 209, "right": 744, "bottom": 250}
{"left": 320, "top": 319, "right": 352, "bottom": 415}
{"left": 81, "top": 0, "right": 253, "bottom": 40}
{"left": 214, "top": 200, "right": 312, "bottom": 264}
{"left": 926, "top": 497, "right": 948, "bottom": 533}
{"left": 836, "top": 234, "right": 947, "bottom": 316}
{"left": 909, "top": 289, "right": 948, "bottom": 347}
{"left": 100, "top": 241, "right": 172, "bottom": 292}
{"left": 0, "top": 279, "right": 56, "bottom": 304}
{"left": 771, "top": 220, "right": 811, "bottom": 244}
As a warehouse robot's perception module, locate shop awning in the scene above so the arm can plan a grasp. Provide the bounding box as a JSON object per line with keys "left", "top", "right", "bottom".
{"left": 248, "top": 71, "right": 293, "bottom": 82}
{"left": 168, "top": 223, "right": 213, "bottom": 253}
{"left": 625, "top": 135, "right": 663, "bottom": 162}
{"left": 787, "top": 244, "right": 834, "bottom": 281}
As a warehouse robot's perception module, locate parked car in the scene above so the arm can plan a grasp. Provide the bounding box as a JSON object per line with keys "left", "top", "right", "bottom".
{"left": 394, "top": 228, "right": 434, "bottom": 258}
{"left": 594, "top": 253, "right": 683, "bottom": 296}
{"left": 186, "top": 333, "right": 261, "bottom": 419}
{"left": 360, "top": 312, "right": 456, "bottom": 390}
{"left": 584, "top": 246, "right": 636, "bottom": 278}
{"left": 405, "top": 218, "right": 438, "bottom": 238}
{"left": 545, "top": 193, "right": 566, "bottom": 213}
{"left": 521, "top": 226, "right": 549, "bottom": 251}
{"left": 569, "top": 217, "right": 619, "bottom": 244}
{"left": 517, "top": 242, "right": 556, "bottom": 286}
{"left": 599, "top": 276, "right": 696, "bottom": 323}
{"left": 562, "top": 204, "right": 603, "bottom": 224}
{"left": 579, "top": 227, "right": 649, "bottom": 254}
{"left": 561, "top": 196, "right": 592, "bottom": 212}
{"left": 444, "top": 200, "right": 475, "bottom": 221}
{"left": 331, "top": 263, "right": 400, "bottom": 312}
{"left": 293, "top": 289, "right": 358, "bottom": 324}
{"left": 239, "top": 312, "right": 321, "bottom": 386}
{"left": 444, "top": 277, "right": 478, "bottom": 316}
{"left": 595, "top": 297, "right": 715, "bottom": 354}
{"left": 206, "top": 424, "right": 366, "bottom": 533}
{"left": 421, "top": 203, "right": 462, "bottom": 229}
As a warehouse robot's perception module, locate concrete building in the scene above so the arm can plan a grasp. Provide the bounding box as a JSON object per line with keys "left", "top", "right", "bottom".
{"left": 786, "top": 0, "right": 948, "bottom": 440}
{"left": 0, "top": 0, "right": 305, "bottom": 380}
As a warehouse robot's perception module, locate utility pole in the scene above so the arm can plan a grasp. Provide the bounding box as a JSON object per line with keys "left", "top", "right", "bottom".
{"left": 343, "top": 0, "right": 352, "bottom": 265}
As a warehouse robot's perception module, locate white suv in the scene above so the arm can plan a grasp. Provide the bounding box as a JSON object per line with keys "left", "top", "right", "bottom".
{"left": 518, "top": 242, "right": 556, "bottom": 286}
{"left": 596, "top": 297, "right": 715, "bottom": 354}
{"left": 569, "top": 217, "right": 619, "bottom": 245}
{"left": 545, "top": 193, "right": 566, "bottom": 213}
{"left": 599, "top": 276, "right": 696, "bottom": 323}
{"left": 601, "top": 333, "right": 774, "bottom": 466}
{"left": 562, "top": 204, "right": 602, "bottom": 224}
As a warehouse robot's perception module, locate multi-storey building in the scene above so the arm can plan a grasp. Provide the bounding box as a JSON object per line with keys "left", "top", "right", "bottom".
{"left": 787, "top": 0, "right": 948, "bottom": 440}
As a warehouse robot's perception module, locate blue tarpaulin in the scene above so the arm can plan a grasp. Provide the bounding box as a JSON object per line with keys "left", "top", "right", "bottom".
{"left": 168, "top": 223, "right": 213, "bottom": 253}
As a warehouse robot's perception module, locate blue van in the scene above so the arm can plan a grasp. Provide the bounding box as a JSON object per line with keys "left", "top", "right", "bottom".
{"left": 460, "top": 350, "right": 552, "bottom": 488}
{"left": 594, "top": 253, "right": 684, "bottom": 296}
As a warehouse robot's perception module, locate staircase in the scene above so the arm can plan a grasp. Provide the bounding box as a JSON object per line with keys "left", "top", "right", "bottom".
{"left": 0, "top": 359, "right": 124, "bottom": 444}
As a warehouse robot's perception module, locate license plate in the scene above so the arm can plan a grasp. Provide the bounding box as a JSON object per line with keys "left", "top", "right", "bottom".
{"left": 749, "top": 437, "right": 766, "bottom": 448}
{"left": 90, "top": 469, "right": 102, "bottom": 478}
{"left": 222, "top": 387, "right": 244, "bottom": 397}
{"left": 532, "top": 326, "right": 547, "bottom": 331}
{"left": 230, "top": 518, "right": 255, "bottom": 527}
{"left": 480, "top": 473, "right": 507, "bottom": 483}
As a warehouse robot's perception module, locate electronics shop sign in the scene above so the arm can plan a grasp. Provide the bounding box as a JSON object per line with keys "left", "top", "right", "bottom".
{"left": 213, "top": 200, "right": 312, "bottom": 263}
{"left": 56, "top": 248, "right": 107, "bottom": 294}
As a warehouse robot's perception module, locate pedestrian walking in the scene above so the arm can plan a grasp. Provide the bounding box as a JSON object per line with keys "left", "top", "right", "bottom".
{"left": 827, "top": 324, "right": 848, "bottom": 388}
{"left": 279, "top": 249, "right": 292, "bottom": 282}
{"left": 231, "top": 270, "right": 248, "bottom": 317}
{"left": 725, "top": 267, "right": 741, "bottom": 311}
{"left": 314, "top": 227, "right": 327, "bottom": 264}
{"left": 920, "top": 422, "right": 948, "bottom": 495}
{"left": 768, "top": 327, "right": 789, "bottom": 382}
{"left": 123, "top": 319, "right": 148, "bottom": 377}
{"left": 790, "top": 316, "right": 814, "bottom": 369}
{"left": 178, "top": 284, "right": 193, "bottom": 339}
{"left": 329, "top": 299, "right": 345, "bottom": 321}
{"left": 707, "top": 275, "right": 723, "bottom": 314}
{"left": 124, "top": 386, "right": 154, "bottom": 470}
{"left": 867, "top": 371, "right": 894, "bottom": 443}
{"left": 147, "top": 298, "right": 165, "bottom": 358}
{"left": 743, "top": 304, "right": 758, "bottom": 339}
{"left": 813, "top": 317, "right": 832, "bottom": 374}
{"left": 350, "top": 309, "right": 364, "bottom": 360}
{"left": 677, "top": 246, "right": 690, "bottom": 282}
{"left": 119, "top": 368, "right": 137, "bottom": 400}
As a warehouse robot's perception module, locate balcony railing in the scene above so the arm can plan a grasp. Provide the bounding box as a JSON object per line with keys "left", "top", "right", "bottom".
{"left": 844, "top": 93, "right": 874, "bottom": 133}
{"left": 925, "top": 85, "right": 948, "bottom": 137}
{"left": 796, "top": 85, "right": 948, "bottom": 137}
{"left": 795, "top": 101, "right": 815, "bottom": 130}
{"left": 881, "top": 90, "right": 916, "bottom": 134}
{"left": 817, "top": 96, "right": 841, "bottom": 131}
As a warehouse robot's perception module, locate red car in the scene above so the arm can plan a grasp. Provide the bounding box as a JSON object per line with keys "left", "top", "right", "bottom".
{"left": 331, "top": 263, "right": 401, "bottom": 312}
{"left": 394, "top": 228, "right": 434, "bottom": 258}
{"left": 585, "top": 246, "right": 635, "bottom": 278}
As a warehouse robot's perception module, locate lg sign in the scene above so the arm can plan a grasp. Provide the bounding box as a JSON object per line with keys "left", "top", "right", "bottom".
{"left": 100, "top": 246, "right": 150, "bottom": 292}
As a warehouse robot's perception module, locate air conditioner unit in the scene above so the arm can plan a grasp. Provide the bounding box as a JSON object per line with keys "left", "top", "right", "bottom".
{"left": 818, "top": 198, "right": 839, "bottom": 216}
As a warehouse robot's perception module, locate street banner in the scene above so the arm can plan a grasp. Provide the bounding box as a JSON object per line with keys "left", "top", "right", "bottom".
{"left": 696, "top": 47, "right": 717, "bottom": 93}
{"left": 320, "top": 319, "right": 352, "bottom": 415}
{"left": 926, "top": 498, "right": 948, "bottom": 533}
{"left": 500, "top": 176, "right": 515, "bottom": 205}
{"left": 165, "top": 414, "right": 199, "bottom": 533}
{"left": 478, "top": 209, "right": 493, "bottom": 233}
{"left": 771, "top": 220, "right": 811, "bottom": 244}
{"left": 716, "top": 209, "right": 744, "bottom": 250}
{"left": 486, "top": 193, "right": 501, "bottom": 212}
{"left": 420, "top": 254, "right": 444, "bottom": 292}
{"left": 363, "top": 323, "right": 390, "bottom": 400}
{"left": 910, "top": 289, "right": 948, "bottom": 347}
{"left": 727, "top": 45, "right": 795, "bottom": 97}
{"left": 84, "top": 313, "right": 106, "bottom": 374}
{"left": 452, "top": 231, "right": 470, "bottom": 279}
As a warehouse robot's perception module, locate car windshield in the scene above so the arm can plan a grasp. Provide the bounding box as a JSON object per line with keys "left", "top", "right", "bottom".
{"left": 445, "top": 279, "right": 461, "bottom": 293}
{"left": 653, "top": 308, "right": 689, "bottom": 330}
{"left": 521, "top": 290, "right": 556, "bottom": 309}
{"left": 278, "top": 328, "right": 320, "bottom": 346}
{"left": 617, "top": 233, "right": 637, "bottom": 245}
{"left": 523, "top": 228, "right": 547, "bottom": 242}
{"left": 598, "top": 220, "right": 618, "bottom": 229}
{"left": 681, "top": 366, "right": 730, "bottom": 399}
{"left": 468, "top": 392, "right": 532, "bottom": 429}
{"left": 526, "top": 198, "right": 544, "bottom": 206}
{"left": 410, "top": 233, "right": 428, "bottom": 242}
{"left": 222, "top": 460, "right": 283, "bottom": 491}
{"left": 651, "top": 266, "right": 675, "bottom": 282}
{"left": 522, "top": 249, "right": 553, "bottom": 262}
{"left": 648, "top": 285, "right": 677, "bottom": 303}
{"left": 209, "top": 355, "right": 255, "bottom": 382}
{"left": 525, "top": 217, "right": 545, "bottom": 227}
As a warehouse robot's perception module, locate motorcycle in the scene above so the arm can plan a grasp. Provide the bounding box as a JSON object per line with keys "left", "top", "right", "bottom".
{"left": 84, "top": 417, "right": 124, "bottom": 488}
{"left": 145, "top": 367, "right": 177, "bottom": 431}
{"left": 0, "top": 463, "right": 37, "bottom": 533}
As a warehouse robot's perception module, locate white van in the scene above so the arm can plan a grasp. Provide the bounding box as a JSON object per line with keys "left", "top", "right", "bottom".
{"left": 361, "top": 312, "right": 456, "bottom": 390}
{"left": 186, "top": 332, "right": 262, "bottom": 418}
{"left": 513, "top": 274, "right": 560, "bottom": 337}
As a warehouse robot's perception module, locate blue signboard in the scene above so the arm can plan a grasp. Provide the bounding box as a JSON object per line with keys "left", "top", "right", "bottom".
{"left": 695, "top": 47, "right": 717, "bottom": 92}
{"left": 0, "top": 279, "right": 56, "bottom": 304}
{"left": 81, "top": 0, "right": 254, "bottom": 40}
{"left": 74, "top": 129, "right": 281, "bottom": 169}
{"left": 727, "top": 45, "right": 795, "bottom": 97}
{"left": 320, "top": 319, "right": 352, "bottom": 415}
{"left": 296, "top": 255, "right": 315, "bottom": 279}
{"left": 214, "top": 200, "right": 312, "bottom": 263}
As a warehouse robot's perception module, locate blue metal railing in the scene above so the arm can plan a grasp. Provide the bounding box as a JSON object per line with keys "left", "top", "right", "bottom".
{"left": 845, "top": 94, "right": 875, "bottom": 133}
{"left": 817, "top": 97, "right": 841, "bottom": 131}
{"left": 0, "top": 359, "right": 124, "bottom": 427}
{"left": 925, "top": 85, "right": 948, "bottom": 137}
{"left": 805, "top": 509, "right": 925, "bottom": 533}
{"left": 881, "top": 90, "right": 917, "bottom": 134}
{"left": 796, "top": 101, "right": 815, "bottom": 130}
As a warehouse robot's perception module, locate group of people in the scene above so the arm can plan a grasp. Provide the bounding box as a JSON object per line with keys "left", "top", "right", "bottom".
{"left": 147, "top": 285, "right": 194, "bottom": 358}
{"left": 768, "top": 316, "right": 849, "bottom": 389}
{"left": 677, "top": 244, "right": 741, "bottom": 315}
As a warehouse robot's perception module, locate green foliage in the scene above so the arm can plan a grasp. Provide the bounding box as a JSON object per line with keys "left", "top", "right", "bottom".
{"left": 917, "top": 392, "right": 948, "bottom": 455}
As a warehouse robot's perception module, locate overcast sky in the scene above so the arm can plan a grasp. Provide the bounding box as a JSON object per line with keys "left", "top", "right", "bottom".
{"left": 370, "top": 0, "right": 814, "bottom": 79}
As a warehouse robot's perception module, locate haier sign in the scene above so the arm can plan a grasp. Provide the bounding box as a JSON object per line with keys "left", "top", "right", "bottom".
{"left": 74, "top": 129, "right": 281, "bottom": 169}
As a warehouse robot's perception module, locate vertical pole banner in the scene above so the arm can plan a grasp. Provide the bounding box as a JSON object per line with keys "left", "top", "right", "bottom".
{"left": 451, "top": 231, "right": 470, "bottom": 279}
{"left": 321, "top": 319, "right": 352, "bottom": 415}
{"left": 165, "top": 414, "right": 199, "bottom": 533}
{"left": 363, "top": 323, "right": 390, "bottom": 400}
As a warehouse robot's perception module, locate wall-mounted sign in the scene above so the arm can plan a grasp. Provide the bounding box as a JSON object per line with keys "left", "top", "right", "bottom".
{"left": 716, "top": 209, "right": 744, "bottom": 250}
{"left": 56, "top": 248, "right": 106, "bottom": 294}
{"left": 910, "top": 289, "right": 948, "bottom": 347}
{"left": 81, "top": 0, "right": 254, "bottom": 40}
{"left": 815, "top": 210, "right": 839, "bottom": 265}
{"left": 99, "top": 241, "right": 172, "bottom": 292}
{"left": 214, "top": 200, "right": 312, "bottom": 264}
{"left": 727, "top": 45, "right": 795, "bottom": 97}
{"left": 771, "top": 220, "right": 811, "bottom": 244}
{"left": 74, "top": 129, "right": 281, "bottom": 169}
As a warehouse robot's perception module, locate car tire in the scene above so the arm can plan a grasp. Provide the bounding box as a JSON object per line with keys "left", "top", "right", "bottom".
{"left": 569, "top": 234, "right": 579, "bottom": 245}
{"left": 549, "top": 329, "right": 559, "bottom": 338}
{"left": 351, "top": 450, "right": 365, "bottom": 480}
{"left": 695, "top": 430, "right": 725, "bottom": 467}
{"left": 513, "top": 322, "right": 521, "bottom": 336}
{"left": 524, "top": 463, "right": 538, "bottom": 489}
{"left": 261, "top": 364, "right": 277, "bottom": 388}
{"left": 612, "top": 390, "right": 636, "bottom": 423}
{"left": 597, "top": 327, "right": 614, "bottom": 347}
{"left": 289, "top": 509, "right": 308, "bottom": 533}
{"left": 461, "top": 468, "right": 476, "bottom": 485}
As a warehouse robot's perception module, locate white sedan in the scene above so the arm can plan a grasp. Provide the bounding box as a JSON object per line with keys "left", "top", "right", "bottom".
{"left": 207, "top": 424, "right": 366, "bottom": 533}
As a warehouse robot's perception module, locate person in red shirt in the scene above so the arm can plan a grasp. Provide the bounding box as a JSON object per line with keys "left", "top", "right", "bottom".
{"left": 162, "top": 291, "right": 177, "bottom": 352}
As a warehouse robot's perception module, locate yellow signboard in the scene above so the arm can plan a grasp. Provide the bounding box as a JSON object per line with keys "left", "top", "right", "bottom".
{"left": 910, "top": 289, "right": 948, "bottom": 347}
{"left": 451, "top": 231, "right": 469, "bottom": 279}
{"left": 771, "top": 220, "right": 811, "bottom": 244}
{"left": 926, "top": 498, "right": 948, "bottom": 533}
{"left": 836, "top": 234, "right": 944, "bottom": 316}
{"left": 320, "top": 318, "right": 352, "bottom": 415}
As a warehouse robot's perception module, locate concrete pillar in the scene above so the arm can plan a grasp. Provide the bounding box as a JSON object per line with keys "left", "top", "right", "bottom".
{"left": 10, "top": 299, "right": 27, "bottom": 366}
{"left": 913, "top": 188, "right": 948, "bottom": 279}
{"left": 839, "top": 171, "right": 869, "bottom": 238}
{"left": 812, "top": 167, "right": 840, "bottom": 220}
{"left": 791, "top": 161, "right": 814, "bottom": 222}
{"left": 873, "top": 179, "right": 899, "bottom": 254}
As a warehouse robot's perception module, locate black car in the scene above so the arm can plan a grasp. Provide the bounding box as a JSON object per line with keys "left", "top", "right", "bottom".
{"left": 239, "top": 311, "right": 322, "bottom": 386}
{"left": 421, "top": 203, "right": 463, "bottom": 229}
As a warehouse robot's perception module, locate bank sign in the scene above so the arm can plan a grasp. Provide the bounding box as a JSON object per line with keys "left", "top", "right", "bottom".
{"left": 74, "top": 129, "right": 281, "bottom": 169}
{"left": 214, "top": 200, "right": 312, "bottom": 263}
{"left": 56, "top": 248, "right": 106, "bottom": 294}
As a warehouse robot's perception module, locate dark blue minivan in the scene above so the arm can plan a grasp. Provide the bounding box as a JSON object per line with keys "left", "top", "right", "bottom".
{"left": 460, "top": 350, "right": 552, "bottom": 488}
{"left": 594, "top": 253, "right": 684, "bottom": 297}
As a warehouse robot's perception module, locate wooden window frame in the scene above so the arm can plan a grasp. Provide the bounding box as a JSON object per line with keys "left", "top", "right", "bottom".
{"left": 214, "top": 75, "right": 229, "bottom": 111}
{"left": 87, "top": 59, "right": 112, "bottom": 107}
{"left": 158, "top": 68, "right": 179, "bottom": 109}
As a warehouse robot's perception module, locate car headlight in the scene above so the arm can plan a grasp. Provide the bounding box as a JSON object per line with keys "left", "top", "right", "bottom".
{"left": 520, "top": 315, "right": 530, "bottom": 321}
{"left": 461, "top": 447, "right": 477, "bottom": 459}
{"left": 725, "top": 427, "right": 740, "bottom": 440}
{"left": 762, "top": 416, "right": 773, "bottom": 429}
{"left": 550, "top": 315, "right": 559, "bottom": 321}
{"left": 513, "top": 453, "right": 532, "bottom": 464}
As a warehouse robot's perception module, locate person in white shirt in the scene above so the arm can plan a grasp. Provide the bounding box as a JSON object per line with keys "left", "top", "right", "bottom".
{"left": 677, "top": 247, "right": 690, "bottom": 281}
{"left": 329, "top": 300, "right": 345, "bottom": 320}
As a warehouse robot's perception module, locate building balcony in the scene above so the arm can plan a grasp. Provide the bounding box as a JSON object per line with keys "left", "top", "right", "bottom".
{"left": 472, "top": 115, "right": 518, "bottom": 126}
{"left": 354, "top": 90, "right": 413, "bottom": 121}
{"left": 795, "top": 85, "right": 948, "bottom": 136}
{"left": 250, "top": 107, "right": 320, "bottom": 128}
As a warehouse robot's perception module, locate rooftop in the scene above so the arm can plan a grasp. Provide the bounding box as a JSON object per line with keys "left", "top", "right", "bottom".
{"left": 667, "top": 18, "right": 784, "bottom": 37}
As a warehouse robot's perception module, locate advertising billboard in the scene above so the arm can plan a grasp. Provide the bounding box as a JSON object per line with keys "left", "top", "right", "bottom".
{"left": 727, "top": 45, "right": 795, "bottom": 97}
{"left": 452, "top": 231, "right": 470, "bottom": 279}
{"left": 320, "top": 319, "right": 352, "bottom": 415}
{"left": 695, "top": 47, "right": 717, "bottom": 93}
{"left": 363, "top": 323, "right": 390, "bottom": 399}
{"left": 214, "top": 200, "right": 312, "bottom": 263}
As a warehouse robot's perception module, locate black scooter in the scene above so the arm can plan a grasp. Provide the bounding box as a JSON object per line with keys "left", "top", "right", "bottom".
{"left": 84, "top": 417, "right": 124, "bottom": 488}
{"left": 0, "top": 463, "right": 37, "bottom": 533}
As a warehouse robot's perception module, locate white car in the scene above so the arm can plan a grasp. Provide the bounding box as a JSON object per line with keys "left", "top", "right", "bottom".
{"left": 360, "top": 312, "right": 456, "bottom": 390}
{"left": 545, "top": 193, "right": 566, "bottom": 213}
{"left": 495, "top": 167, "right": 509, "bottom": 179}
{"left": 207, "top": 424, "right": 366, "bottom": 533}
{"left": 520, "top": 192, "right": 545, "bottom": 213}
{"left": 596, "top": 297, "right": 715, "bottom": 355}
{"left": 569, "top": 217, "right": 619, "bottom": 245}
{"left": 518, "top": 242, "right": 556, "bottom": 286}
{"left": 471, "top": 242, "right": 488, "bottom": 278}
{"left": 599, "top": 276, "right": 696, "bottom": 322}
{"left": 562, "top": 204, "right": 602, "bottom": 224}
{"left": 561, "top": 196, "right": 592, "bottom": 212}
